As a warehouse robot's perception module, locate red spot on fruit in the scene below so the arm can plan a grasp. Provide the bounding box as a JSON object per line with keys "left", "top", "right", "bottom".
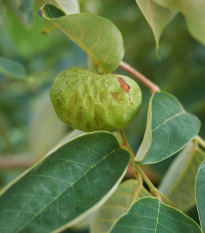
{"left": 118, "top": 77, "right": 130, "bottom": 93}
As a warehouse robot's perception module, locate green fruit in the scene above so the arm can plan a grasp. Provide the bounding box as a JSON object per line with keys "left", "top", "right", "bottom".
{"left": 50, "top": 67, "right": 142, "bottom": 132}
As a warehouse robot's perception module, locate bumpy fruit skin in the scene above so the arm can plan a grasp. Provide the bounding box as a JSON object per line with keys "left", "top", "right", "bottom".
{"left": 50, "top": 67, "right": 142, "bottom": 132}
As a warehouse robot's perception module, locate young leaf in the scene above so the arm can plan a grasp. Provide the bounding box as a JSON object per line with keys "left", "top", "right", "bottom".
{"left": 159, "top": 142, "right": 205, "bottom": 211}
{"left": 42, "top": 0, "right": 80, "bottom": 15}
{"left": 39, "top": 4, "right": 124, "bottom": 74}
{"left": 90, "top": 179, "right": 150, "bottom": 233}
{"left": 41, "top": 0, "right": 80, "bottom": 34}
{"left": 36, "top": 0, "right": 79, "bottom": 13}
{"left": 135, "top": 91, "right": 200, "bottom": 164}
{"left": 196, "top": 160, "right": 205, "bottom": 233}
{"left": 154, "top": 0, "right": 205, "bottom": 45}
{"left": 0, "top": 132, "right": 130, "bottom": 233}
{"left": 135, "top": 0, "right": 176, "bottom": 54}
{"left": 109, "top": 197, "right": 202, "bottom": 233}
{"left": 0, "top": 57, "right": 26, "bottom": 80}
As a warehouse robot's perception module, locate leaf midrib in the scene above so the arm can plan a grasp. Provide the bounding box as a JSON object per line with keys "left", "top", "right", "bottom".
{"left": 52, "top": 17, "right": 105, "bottom": 73}
{"left": 152, "top": 111, "right": 185, "bottom": 132}
{"left": 155, "top": 200, "right": 160, "bottom": 233}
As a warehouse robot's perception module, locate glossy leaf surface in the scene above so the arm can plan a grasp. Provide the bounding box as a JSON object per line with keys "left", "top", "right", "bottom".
{"left": 39, "top": 4, "right": 124, "bottom": 74}
{"left": 135, "top": 91, "right": 200, "bottom": 164}
{"left": 159, "top": 142, "right": 205, "bottom": 211}
{"left": 109, "top": 197, "right": 202, "bottom": 233}
{"left": 196, "top": 160, "right": 205, "bottom": 233}
{"left": 0, "top": 132, "right": 130, "bottom": 233}
{"left": 91, "top": 179, "right": 150, "bottom": 233}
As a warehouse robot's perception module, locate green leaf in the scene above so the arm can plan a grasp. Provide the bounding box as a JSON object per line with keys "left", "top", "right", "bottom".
{"left": 39, "top": 4, "right": 124, "bottom": 74}
{"left": 91, "top": 179, "right": 150, "bottom": 233}
{"left": 45, "top": 0, "right": 80, "bottom": 15}
{"left": 135, "top": 91, "right": 200, "bottom": 164}
{"left": 36, "top": 0, "right": 79, "bottom": 14}
{"left": 40, "top": 0, "right": 80, "bottom": 34}
{"left": 159, "top": 142, "right": 205, "bottom": 211}
{"left": 154, "top": 0, "right": 205, "bottom": 45}
{"left": 0, "top": 132, "right": 130, "bottom": 233}
{"left": 0, "top": 57, "right": 26, "bottom": 80}
{"left": 135, "top": 0, "right": 176, "bottom": 55}
{"left": 109, "top": 197, "right": 202, "bottom": 233}
{"left": 196, "top": 160, "right": 205, "bottom": 233}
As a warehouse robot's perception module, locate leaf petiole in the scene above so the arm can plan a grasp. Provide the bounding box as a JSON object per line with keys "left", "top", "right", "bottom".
{"left": 134, "top": 164, "right": 174, "bottom": 206}
{"left": 119, "top": 129, "right": 174, "bottom": 206}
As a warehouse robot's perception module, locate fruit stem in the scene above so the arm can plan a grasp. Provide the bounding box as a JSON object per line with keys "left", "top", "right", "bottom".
{"left": 119, "top": 61, "right": 160, "bottom": 94}
{"left": 119, "top": 130, "right": 135, "bottom": 161}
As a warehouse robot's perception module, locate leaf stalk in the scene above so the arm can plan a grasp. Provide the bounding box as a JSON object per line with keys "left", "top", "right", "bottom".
{"left": 120, "top": 130, "right": 174, "bottom": 206}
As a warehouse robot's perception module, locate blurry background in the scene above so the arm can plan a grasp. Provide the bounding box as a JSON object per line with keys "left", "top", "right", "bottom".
{"left": 0, "top": 0, "right": 205, "bottom": 232}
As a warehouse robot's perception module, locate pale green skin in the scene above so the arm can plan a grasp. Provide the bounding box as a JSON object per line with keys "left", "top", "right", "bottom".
{"left": 50, "top": 67, "right": 142, "bottom": 132}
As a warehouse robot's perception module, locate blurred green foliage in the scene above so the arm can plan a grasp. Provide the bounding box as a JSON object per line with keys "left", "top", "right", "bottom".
{"left": 0, "top": 0, "right": 204, "bottom": 231}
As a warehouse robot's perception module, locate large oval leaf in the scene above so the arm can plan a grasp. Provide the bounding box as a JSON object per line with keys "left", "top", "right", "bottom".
{"left": 135, "top": 0, "right": 176, "bottom": 54}
{"left": 91, "top": 179, "right": 150, "bottom": 233}
{"left": 0, "top": 57, "right": 26, "bottom": 80}
{"left": 154, "top": 0, "right": 205, "bottom": 45}
{"left": 39, "top": 4, "right": 124, "bottom": 74}
{"left": 159, "top": 142, "right": 205, "bottom": 211}
{"left": 0, "top": 132, "right": 130, "bottom": 233}
{"left": 109, "top": 197, "right": 202, "bottom": 233}
{"left": 196, "top": 160, "right": 205, "bottom": 233}
{"left": 135, "top": 91, "right": 200, "bottom": 164}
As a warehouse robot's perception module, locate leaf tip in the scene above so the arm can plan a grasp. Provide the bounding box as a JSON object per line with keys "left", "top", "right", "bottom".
{"left": 156, "top": 44, "right": 161, "bottom": 59}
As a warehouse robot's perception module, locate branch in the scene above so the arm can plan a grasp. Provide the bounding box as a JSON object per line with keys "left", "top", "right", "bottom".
{"left": 119, "top": 61, "right": 160, "bottom": 94}
{"left": 0, "top": 156, "right": 35, "bottom": 169}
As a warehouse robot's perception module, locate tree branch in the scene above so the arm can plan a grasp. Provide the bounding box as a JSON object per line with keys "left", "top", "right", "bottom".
{"left": 119, "top": 61, "right": 160, "bottom": 94}
{"left": 0, "top": 156, "right": 35, "bottom": 169}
